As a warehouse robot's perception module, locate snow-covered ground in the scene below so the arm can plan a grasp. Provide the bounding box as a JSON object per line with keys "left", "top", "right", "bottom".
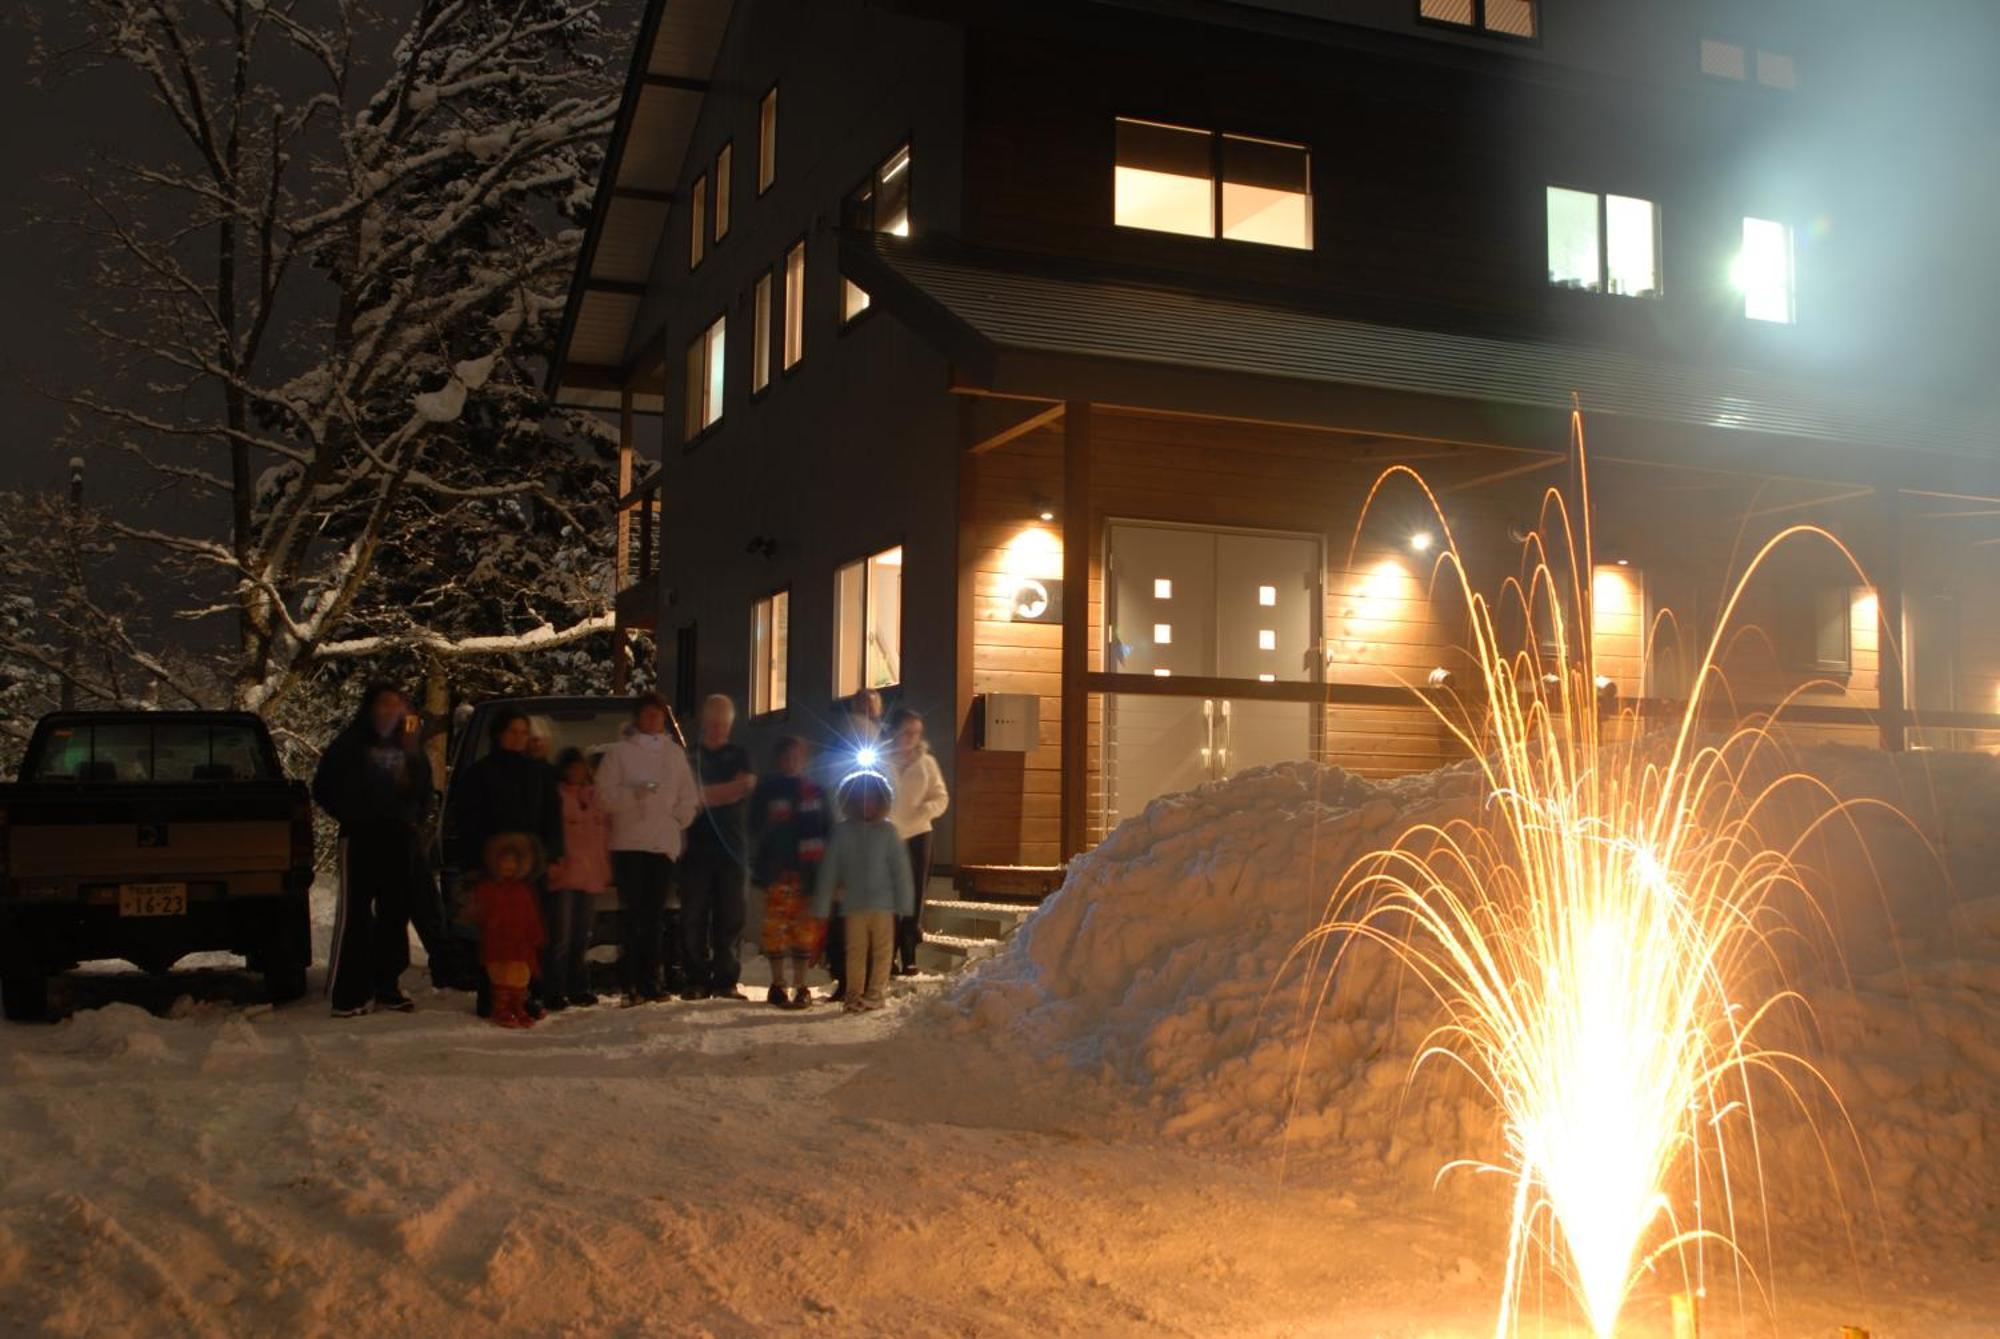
{"left": 1, "top": 745, "right": 1996, "bottom": 1337}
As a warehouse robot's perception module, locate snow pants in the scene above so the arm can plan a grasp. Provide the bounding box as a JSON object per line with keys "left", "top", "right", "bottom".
{"left": 328, "top": 822, "right": 419, "bottom": 1011}
{"left": 613, "top": 851, "right": 673, "bottom": 999}
{"left": 844, "top": 911, "right": 896, "bottom": 1008}
{"left": 895, "top": 831, "right": 933, "bottom": 972}
{"left": 678, "top": 846, "right": 746, "bottom": 993}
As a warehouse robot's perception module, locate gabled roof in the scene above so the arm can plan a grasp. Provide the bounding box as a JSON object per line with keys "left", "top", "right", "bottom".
{"left": 550, "top": 0, "right": 736, "bottom": 414}
{"left": 844, "top": 235, "right": 2000, "bottom": 485}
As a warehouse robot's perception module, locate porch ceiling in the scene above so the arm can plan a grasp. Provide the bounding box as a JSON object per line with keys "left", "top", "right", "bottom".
{"left": 549, "top": 0, "right": 735, "bottom": 413}
{"left": 843, "top": 235, "right": 2000, "bottom": 488}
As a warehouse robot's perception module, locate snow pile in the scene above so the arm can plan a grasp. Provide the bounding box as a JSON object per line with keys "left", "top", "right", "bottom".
{"left": 956, "top": 746, "right": 2000, "bottom": 1239}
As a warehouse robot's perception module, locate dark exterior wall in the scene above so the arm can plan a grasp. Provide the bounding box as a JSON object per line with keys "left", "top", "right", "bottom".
{"left": 955, "top": 4, "right": 1861, "bottom": 381}
{"left": 637, "top": 0, "right": 972, "bottom": 860}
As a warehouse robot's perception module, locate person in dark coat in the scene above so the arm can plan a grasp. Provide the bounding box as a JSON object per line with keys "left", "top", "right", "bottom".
{"left": 451, "top": 707, "right": 565, "bottom": 1014}
{"left": 312, "top": 682, "right": 433, "bottom": 1017}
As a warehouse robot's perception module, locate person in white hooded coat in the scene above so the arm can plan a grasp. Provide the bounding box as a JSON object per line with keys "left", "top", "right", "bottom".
{"left": 882, "top": 707, "right": 950, "bottom": 975}
{"left": 594, "top": 692, "right": 700, "bottom": 1003}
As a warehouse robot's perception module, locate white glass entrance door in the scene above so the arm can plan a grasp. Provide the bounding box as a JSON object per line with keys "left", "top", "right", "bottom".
{"left": 1103, "top": 523, "right": 1322, "bottom": 826}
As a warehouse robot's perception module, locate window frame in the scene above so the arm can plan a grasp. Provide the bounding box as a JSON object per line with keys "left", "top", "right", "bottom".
{"left": 757, "top": 85, "right": 778, "bottom": 196}
{"left": 781, "top": 237, "right": 806, "bottom": 374}
{"left": 689, "top": 172, "right": 707, "bottom": 270}
{"left": 751, "top": 268, "right": 774, "bottom": 397}
{"left": 683, "top": 312, "right": 727, "bottom": 443}
{"left": 1414, "top": 0, "right": 1539, "bottom": 42}
{"left": 1737, "top": 215, "right": 1798, "bottom": 325}
{"left": 1544, "top": 183, "right": 1662, "bottom": 299}
{"left": 713, "top": 142, "right": 733, "bottom": 243}
{"left": 748, "top": 587, "right": 791, "bottom": 718}
{"left": 1113, "top": 117, "right": 1314, "bottom": 252}
{"left": 832, "top": 543, "right": 905, "bottom": 698}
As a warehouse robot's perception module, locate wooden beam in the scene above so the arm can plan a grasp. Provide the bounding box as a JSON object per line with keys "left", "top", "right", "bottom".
{"left": 953, "top": 399, "right": 980, "bottom": 869}
{"left": 641, "top": 72, "right": 709, "bottom": 93}
{"left": 1060, "top": 401, "right": 1092, "bottom": 859}
{"left": 970, "top": 400, "right": 1065, "bottom": 455}
{"left": 1874, "top": 489, "right": 1908, "bottom": 752}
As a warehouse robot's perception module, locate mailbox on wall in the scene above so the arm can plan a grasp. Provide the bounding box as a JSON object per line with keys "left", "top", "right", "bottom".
{"left": 974, "top": 692, "right": 1040, "bottom": 752}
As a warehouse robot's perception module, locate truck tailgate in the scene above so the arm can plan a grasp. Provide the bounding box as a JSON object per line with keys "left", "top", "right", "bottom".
{"left": 6, "top": 786, "right": 298, "bottom": 883}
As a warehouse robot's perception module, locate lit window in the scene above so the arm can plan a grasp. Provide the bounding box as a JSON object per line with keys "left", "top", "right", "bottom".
{"left": 758, "top": 86, "right": 777, "bottom": 193}
{"left": 1258, "top": 673, "right": 1276, "bottom": 683}
{"left": 1735, "top": 217, "right": 1795, "bottom": 324}
{"left": 1257, "top": 584, "right": 1276, "bottom": 606}
{"left": 783, "top": 240, "right": 805, "bottom": 369}
{"left": 1547, "top": 187, "right": 1659, "bottom": 298}
{"left": 1153, "top": 668, "right": 1172, "bottom": 678}
{"left": 1115, "top": 119, "right": 1312, "bottom": 251}
{"left": 714, "top": 144, "right": 732, "bottom": 241}
{"left": 842, "top": 279, "right": 872, "bottom": 324}
{"left": 689, "top": 174, "right": 706, "bottom": 269}
{"left": 1419, "top": 0, "right": 1536, "bottom": 39}
{"left": 750, "top": 590, "right": 789, "bottom": 715}
{"left": 835, "top": 546, "right": 903, "bottom": 696}
{"left": 1700, "top": 39, "right": 1747, "bottom": 80}
{"left": 1257, "top": 629, "right": 1276, "bottom": 651}
{"left": 751, "top": 270, "right": 773, "bottom": 394}
{"left": 1154, "top": 579, "right": 1173, "bottom": 599}
{"left": 684, "top": 315, "right": 726, "bottom": 439}
{"left": 1154, "top": 623, "right": 1173, "bottom": 645}
{"left": 1755, "top": 50, "right": 1797, "bottom": 90}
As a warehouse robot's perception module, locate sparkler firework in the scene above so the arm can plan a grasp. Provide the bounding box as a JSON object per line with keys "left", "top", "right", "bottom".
{"left": 1304, "top": 415, "right": 1895, "bottom": 1337}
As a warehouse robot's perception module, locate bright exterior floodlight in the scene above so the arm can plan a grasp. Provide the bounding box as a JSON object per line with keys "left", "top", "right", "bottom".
{"left": 1409, "top": 531, "right": 1435, "bottom": 553}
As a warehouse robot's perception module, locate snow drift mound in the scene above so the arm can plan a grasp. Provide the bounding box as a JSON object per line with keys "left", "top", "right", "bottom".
{"left": 954, "top": 747, "right": 2000, "bottom": 1241}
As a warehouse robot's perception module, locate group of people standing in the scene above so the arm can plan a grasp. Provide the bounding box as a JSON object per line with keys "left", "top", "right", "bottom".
{"left": 309, "top": 681, "right": 951, "bottom": 1026}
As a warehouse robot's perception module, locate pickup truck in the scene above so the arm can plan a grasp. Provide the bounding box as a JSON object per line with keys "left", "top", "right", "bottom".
{"left": 0, "top": 711, "right": 315, "bottom": 1021}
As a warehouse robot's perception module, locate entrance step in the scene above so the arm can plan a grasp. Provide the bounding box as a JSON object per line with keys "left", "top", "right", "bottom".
{"left": 916, "top": 931, "right": 1005, "bottom": 975}
{"left": 923, "top": 898, "right": 1036, "bottom": 941}
{"left": 952, "top": 864, "right": 1066, "bottom": 904}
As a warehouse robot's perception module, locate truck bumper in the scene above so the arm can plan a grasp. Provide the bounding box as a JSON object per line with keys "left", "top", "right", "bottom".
{"left": 0, "top": 890, "right": 311, "bottom": 974}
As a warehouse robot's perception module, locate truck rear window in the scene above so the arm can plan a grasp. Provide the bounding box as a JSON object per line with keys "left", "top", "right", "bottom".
{"left": 31, "top": 721, "right": 277, "bottom": 783}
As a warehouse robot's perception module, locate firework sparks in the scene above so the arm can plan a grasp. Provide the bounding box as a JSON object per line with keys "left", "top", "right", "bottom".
{"left": 1302, "top": 416, "right": 1896, "bottom": 1337}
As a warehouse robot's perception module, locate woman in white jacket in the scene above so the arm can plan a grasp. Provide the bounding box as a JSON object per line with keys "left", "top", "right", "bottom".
{"left": 594, "top": 692, "right": 701, "bottom": 1005}
{"left": 882, "top": 706, "right": 950, "bottom": 976}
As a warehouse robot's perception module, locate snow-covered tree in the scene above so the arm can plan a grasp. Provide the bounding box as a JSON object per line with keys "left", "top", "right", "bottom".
{"left": 21, "top": 0, "right": 633, "bottom": 719}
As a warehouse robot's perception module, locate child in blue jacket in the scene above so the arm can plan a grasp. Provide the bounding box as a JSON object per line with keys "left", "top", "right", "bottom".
{"left": 811, "top": 771, "right": 914, "bottom": 1012}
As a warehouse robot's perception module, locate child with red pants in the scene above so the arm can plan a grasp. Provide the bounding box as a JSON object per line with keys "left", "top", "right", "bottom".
{"left": 468, "top": 833, "right": 547, "bottom": 1029}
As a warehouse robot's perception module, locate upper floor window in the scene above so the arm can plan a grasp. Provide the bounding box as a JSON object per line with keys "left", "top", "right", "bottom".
{"left": 714, "top": 144, "right": 733, "bottom": 242}
{"left": 1114, "top": 118, "right": 1312, "bottom": 250}
{"left": 1546, "top": 187, "right": 1660, "bottom": 298}
{"left": 684, "top": 314, "right": 725, "bottom": 440}
{"left": 1701, "top": 39, "right": 1797, "bottom": 89}
{"left": 842, "top": 144, "right": 912, "bottom": 322}
{"left": 835, "top": 545, "right": 903, "bottom": 696}
{"left": 689, "top": 173, "right": 707, "bottom": 269}
{"left": 758, "top": 86, "right": 778, "bottom": 193}
{"left": 1735, "top": 217, "right": 1796, "bottom": 323}
{"left": 1418, "top": 0, "right": 1536, "bottom": 39}
{"left": 749, "top": 589, "right": 790, "bottom": 716}
{"left": 752, "top": 270, "right": 774, "bottom": 395}
{"left": 783, "top": 240, "right": 806, "bottom": 369}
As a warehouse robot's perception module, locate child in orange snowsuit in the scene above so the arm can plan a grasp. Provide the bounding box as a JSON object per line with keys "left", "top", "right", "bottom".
{"left": 468, "top": 832, "right": 547, "bottom": 1029}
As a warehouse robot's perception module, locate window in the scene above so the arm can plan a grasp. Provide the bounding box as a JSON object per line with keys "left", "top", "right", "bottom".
{"left": 684, "top": 314, "right": 725, "bottom": 439}
{"left": 1702, "top": 39, "right": 1795, "bottom": 89}
{"left": 1735, "top": 217, "right": 1796, "bottom": 323}
{"left": 1114, "top": 119, "right": 1312, "bottom": 250}
{"left": 1782, "top": 585, "right": 1853, "bottom": 674}
{"left": 689, "top": 173, "right": 707, "bottom": 269}
{"left": 834, "top": 546, "right": 903, "bottom": 696}
{"left": 758, "top": 86, "right": 778, "bottom": 194}
{"left": 782, "top": 240, "right": 805, "bottom": 369}
{"left": 1418, "top": 0, "right": 1536, "bottom": 39}
{"left": 714, "top": 143, "right": 732, "bottom": 241}
{"left": 841, "top": 143, "right": 912, "bottom": 324}
{"left": 1700, "top": 39, "right": 1747, "bottom": 80}
{"left": 1754, "top": 50, "right": 1797, "bottom": 90}
{"left": 1546, "top": 186, "right": 1659, "bottom": 298}
{"left": 842, "top": 279, "right": 872, "bottom": 324}
{"left": 751, "top": 270, "right": 773, "bottom": 395}
{"left": 30, "top": 719, "right": 277, "bottom": 783}
{"left": 749, "top": 589, "right": 790, "bottom": 715}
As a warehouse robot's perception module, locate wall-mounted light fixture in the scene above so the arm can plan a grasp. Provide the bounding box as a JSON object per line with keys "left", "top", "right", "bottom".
{"left": 1409, "top": 531, "right": 1435, "bottom": 554}
{"left": 1031, "top": 494, "right": 1056, "bottom": 523}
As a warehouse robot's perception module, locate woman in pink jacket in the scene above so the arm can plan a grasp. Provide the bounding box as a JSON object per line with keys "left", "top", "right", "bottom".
{"left": 544, "top": 748, "right": 613, "bottom": 1007}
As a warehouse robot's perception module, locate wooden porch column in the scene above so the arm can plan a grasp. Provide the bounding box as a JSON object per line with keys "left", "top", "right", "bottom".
{"left": 1060, "top": 401, "right": 1093, "bottom": 859}
{"left": 612, "top": 386, "right": 636, "bottom": 694}
{"left": 1874, "top": 488, "right": 1908, "bottom": 752}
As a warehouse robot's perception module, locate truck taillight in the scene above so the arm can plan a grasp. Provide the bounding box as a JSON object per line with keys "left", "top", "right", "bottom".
{"left": 291, "top": 796, "right": 314, "bottom": 870}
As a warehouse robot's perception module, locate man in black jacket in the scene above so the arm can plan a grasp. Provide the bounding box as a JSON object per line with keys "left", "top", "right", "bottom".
{"left": 312, "top": 683, "right": 433, "bottom": 1017}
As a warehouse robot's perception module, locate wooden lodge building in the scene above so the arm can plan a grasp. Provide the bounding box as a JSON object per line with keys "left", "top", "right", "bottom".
{"left": 551, "top": 0, "right": 2000, "bottom": 876}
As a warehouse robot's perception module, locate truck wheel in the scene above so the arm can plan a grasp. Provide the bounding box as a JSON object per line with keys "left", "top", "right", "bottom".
{"left": 263, "top": 957, "right": 309, "bottom": 1005}
{"left": 1, "top": 974, "right": 51, "bottom": 1023}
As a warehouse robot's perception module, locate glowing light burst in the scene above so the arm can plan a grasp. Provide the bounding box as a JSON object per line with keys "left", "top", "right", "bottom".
{"left": 1300, "top": 415, "right": 1893, "bottom": 1338}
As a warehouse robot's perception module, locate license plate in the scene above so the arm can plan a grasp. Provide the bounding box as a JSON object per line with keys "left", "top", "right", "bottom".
{"left": 118, "top": 883, "right": 188, "bottom": 916}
